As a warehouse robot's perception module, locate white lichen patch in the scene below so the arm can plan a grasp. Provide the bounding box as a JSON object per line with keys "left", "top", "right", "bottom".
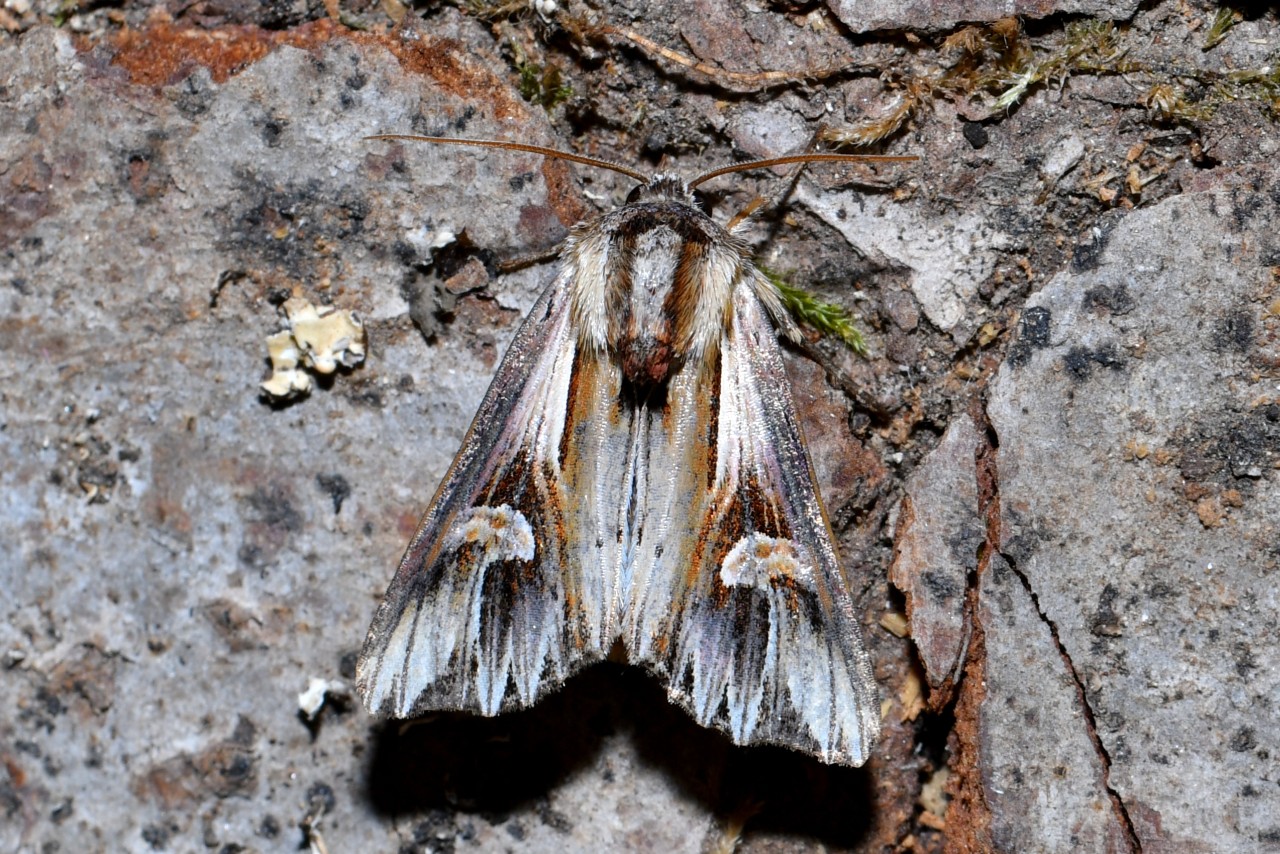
{"left": 297, "top": 677, "right": 347, "bottom": 720}
{"left": 261, "top": 297, "right": 366, "bottom": 399}
{"left": 404, "top": 222, "right": 457, "bottom": 259}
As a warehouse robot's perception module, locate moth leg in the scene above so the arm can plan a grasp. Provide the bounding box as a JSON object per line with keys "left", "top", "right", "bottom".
{"left": 496, "top": 245, "right": 563, "bottom": 274}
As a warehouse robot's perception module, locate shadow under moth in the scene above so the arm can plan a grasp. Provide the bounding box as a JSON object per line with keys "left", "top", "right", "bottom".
{"left": 357, "top": 135, "right": 912, "bottom": 766}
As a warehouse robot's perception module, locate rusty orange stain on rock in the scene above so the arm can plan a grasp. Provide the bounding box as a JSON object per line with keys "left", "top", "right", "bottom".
{"left": 106, "top": 17, "right": 529, "bottom": 131}
{"left": 370, "top": 32, "right": 526, "bottom": 124}
{"left": 539, "top": 157, "right": 592, "bottom": 229}
{"left": 108, "top": 17, "right": 344, "bottom": 86}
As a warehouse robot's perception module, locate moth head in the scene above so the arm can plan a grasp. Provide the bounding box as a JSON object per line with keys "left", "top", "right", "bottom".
{"left": 624, "top": 174, "right": 696, "bottom": 207}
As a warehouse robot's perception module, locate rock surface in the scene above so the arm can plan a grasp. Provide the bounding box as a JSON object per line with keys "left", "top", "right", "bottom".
{"left": 2, "top": 2, "right": 1278, "bottom": 852}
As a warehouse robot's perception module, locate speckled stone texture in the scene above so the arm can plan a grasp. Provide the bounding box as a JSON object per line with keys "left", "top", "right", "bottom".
{"left": 985, "top": 185, "right": 1280, "bottom": 850}
{"left": 3, "top": 2, "right": 1279, "bottom": 852}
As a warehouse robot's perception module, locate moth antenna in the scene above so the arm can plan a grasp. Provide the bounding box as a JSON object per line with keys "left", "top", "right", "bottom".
{"left": 688, "top": 153, "right": 917, "bottom": 189}
{"left": 365, "top": 134, "right": 649, "bottom": 184}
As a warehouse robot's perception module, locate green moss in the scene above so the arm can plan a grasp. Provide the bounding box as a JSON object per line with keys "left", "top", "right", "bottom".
{"left": 1203, "top": 8, "right": 1239, "bottom": 51}
{"left": 760, "top": 266, "right": 869, "bottom": 356}
{"left": 518, "top": 63, "right": 573, "bottom": 112}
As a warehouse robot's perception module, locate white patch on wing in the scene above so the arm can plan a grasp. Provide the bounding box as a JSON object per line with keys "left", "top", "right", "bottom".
{"left": 719, "top": 533, "right": 815, "bottom": 592}
{"left": 444, "top": 505, "right": 536, "bottom": 563}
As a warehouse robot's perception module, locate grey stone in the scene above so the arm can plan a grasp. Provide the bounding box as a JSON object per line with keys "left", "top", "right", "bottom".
{"left": 987, "top": 185, "right": 1280, "bottom": 850}
{"left": 827, "top": 0, "right": 1143, "bottom": 34}
{"left": 890, "top": 413, "right": 981, "bottom": 690}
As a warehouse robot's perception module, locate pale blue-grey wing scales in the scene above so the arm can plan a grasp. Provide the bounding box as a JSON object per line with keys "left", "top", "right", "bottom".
{"left": 626, "top": 281, "right": 880, "bottom": 766}
{"left": 358, "top": 272, "right": 615, "bottom": 718}
{"left": 557, "top": 349, "right": 633, "bottom": 647}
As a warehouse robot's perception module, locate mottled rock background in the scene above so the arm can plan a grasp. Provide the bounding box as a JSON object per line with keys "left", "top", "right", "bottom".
{"left": 2, "top": 1, "right": 1277, "bottom": 852}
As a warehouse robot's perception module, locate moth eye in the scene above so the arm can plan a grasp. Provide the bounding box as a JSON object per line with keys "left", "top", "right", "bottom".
{"left": 445, "top": 505, "right": 536, "bottom": 563}
{"left": 625, "top": 184, "right": 644, "bottom": 204}
{"left": 719, "top": 533, "right": 814, "bottom": 591}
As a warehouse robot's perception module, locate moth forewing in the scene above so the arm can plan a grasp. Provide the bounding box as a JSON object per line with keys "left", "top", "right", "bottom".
{"left": 357, "top": 276, "right": 601, "bottom": 718}
{"left": 359, "top": 136, "right": 899, "bottom": 766}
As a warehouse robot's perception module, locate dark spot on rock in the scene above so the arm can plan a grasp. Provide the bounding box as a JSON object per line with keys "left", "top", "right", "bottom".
{"left": 1091, "top": 583, "right": 1122, "bottom": 636}
{"left": 1234, "top": 642, "right": 1258, "bottom": 677}
{"left": 413, "top": 809, "right": 458, "bottom": 854}
{"left": 257, "top": 815, "right": 280, "bottom": 838}
{"left": 1064, "top": 346, "right": 1094, "bottom": 379}
{"left": 1090, "top": 343, "right": 1125, "bottom": 370}
{"left": 962, "top": 121, "right": 989, "bottom": 149}
{"left": 1071, "top": 220, "right": 1118, "bottom": 272}
{"left": 306, "top": 782, "right": 337, "bottom": 816}
{"left": 1082, "top": 283, "right": 1135, "bottom": 316}
{"left": 173, "top": 74, "right": 213, "bottom": 117}
{"left": 339, "top": 650, "right": 358, "bottom": 680}
{"left": 1175, "top": 409, "right": 1280, "bottom": 485}
{"left": 261, "top": 119, "right": 285, "bottom": 148}
{"left": 946, "top": 525, "right": 983, "bottom": 570}
{"left": 226, "top": 181, "right": 368, "bottom": 280}
{"left": 236, "top": 543, "right": 264, "bottom": 568}
{"left": 199, "top": 744, "right": 257, "bottom": 798}
{"left": 1007, "top": 306, "right": 1051, "bottom": 367}
{"left": 230, "top": 716, "right": 256, "bottom": 746}
{"left": 316, "top": 473, "right": 351, "bottom": 514}
{"left": 1064, "top": 344, "right": 1126, "bottom": 381}
{"left": 1230, "top": 727, "right": 1257, "bottom": 752}
{"left": 451, "top": 106, "right": 476, "bottom": 132}
{"left": 245, "top": 485, "right": 302, "bottom": 532}
{"left": 36, "top": 687, "right": 66, "bottom": 718}
{"left": 346, "top": 72, "right": 367, "bottom": 90}
{"left": 346, "top": 383, "right": 386, "bottom": 409}
{"left": 1214, "top": 308, "right": 1254, "bottom": 353}
{"left": 921, "top": 569, "right": 963, "bottom": 602}
{"left": 51, "top": 798, "right": 73, "bottom": 823}
{"left": 141, "top": 823, "right": 173, "bottom": 850}
{"left": 537, "top": 799, "right": 573, "bottom": 833}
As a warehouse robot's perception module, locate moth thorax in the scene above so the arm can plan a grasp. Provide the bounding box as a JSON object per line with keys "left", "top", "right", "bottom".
{"left": 610, "top": 223, "right": 689, "bottom": 387}
{"left": 604, "top": 199, "right": 737, "bottom": 390}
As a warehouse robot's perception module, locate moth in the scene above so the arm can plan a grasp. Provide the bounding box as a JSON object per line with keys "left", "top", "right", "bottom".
{"left": 357, "top": 135, "right": 912, "bottom": 766}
